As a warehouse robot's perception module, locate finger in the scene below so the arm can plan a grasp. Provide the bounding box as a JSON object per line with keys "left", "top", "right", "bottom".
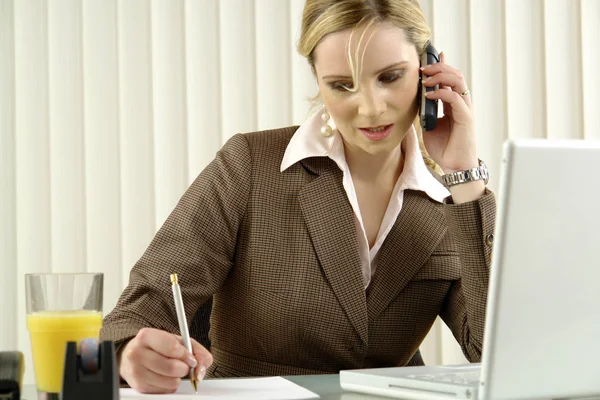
{"left": 424, "top": 61, "right": 454, "bottom": 93}
{"left": 140, "top": 349, "right": 191, "bottom": 378}
{"left": 190, "top": 338, "right": 213, "bottom": 365}
{"left": 137, "top": 328, "right": 194, "bottom": 364}
{"left": 423, "top": 73, "right": 465, "bottom": 91}
{"left": 190, "top": 338, "right": 213, "bottom": 380}
{"left": 423, "top": 73, "right": 471, "bottom": 107}
{"left": 128, "top": 366, "right": 182, "bottom": 394}
{"left": 437, "top": 53, "right": 453, "bottom": 93}
{"left": 425, "top": 89, "right": 472, "bottom": 124}
{"left": 421, "top": 61, "right": 463, "bottom": 79}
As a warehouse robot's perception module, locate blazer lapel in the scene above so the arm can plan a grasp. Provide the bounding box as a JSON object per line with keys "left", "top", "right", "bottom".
{"left": 298, "top": 158, "right": 369, "bottom": 344}
{"left": 366, "top": 190, "right": 448, "bottom": 322}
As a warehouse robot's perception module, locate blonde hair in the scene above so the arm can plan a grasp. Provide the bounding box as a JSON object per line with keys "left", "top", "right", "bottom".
{"left": 297, "top": 0, "right": 441, "bottom": 173}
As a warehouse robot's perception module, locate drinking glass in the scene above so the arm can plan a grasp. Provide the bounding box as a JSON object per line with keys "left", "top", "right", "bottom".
{"left": 25, "top": 273, "right": 103, "bottom": 399}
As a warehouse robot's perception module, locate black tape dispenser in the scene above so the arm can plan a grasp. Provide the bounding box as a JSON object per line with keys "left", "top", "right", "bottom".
{"left": 0, "top": 351, "right": 24, "bottom": 400}
{"left": 61, "top": 339, "right": 119, "bottom": 400}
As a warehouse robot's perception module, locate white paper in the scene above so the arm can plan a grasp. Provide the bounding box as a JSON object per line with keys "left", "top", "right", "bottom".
{"left": 120, "top": 376, "right": 320, "bottom": 399}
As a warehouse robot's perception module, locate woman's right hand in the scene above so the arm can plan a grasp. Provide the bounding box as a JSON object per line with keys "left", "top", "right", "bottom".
{"left": 118, "top": 327, "right": 213, "bottom": 393}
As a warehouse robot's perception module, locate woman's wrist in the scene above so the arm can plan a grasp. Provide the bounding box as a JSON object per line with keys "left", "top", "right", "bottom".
{"left": 448, "top": 180, "right": 486, "bottom": 204}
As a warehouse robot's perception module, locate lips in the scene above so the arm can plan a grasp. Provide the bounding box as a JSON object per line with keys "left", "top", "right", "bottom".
{"left": 358, "top": 124, "right": 393, "bottom": 141}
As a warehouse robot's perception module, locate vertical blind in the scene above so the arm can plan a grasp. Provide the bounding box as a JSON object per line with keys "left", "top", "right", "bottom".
{"left": 1, "top": 0, "right": 598, "bottom": 384}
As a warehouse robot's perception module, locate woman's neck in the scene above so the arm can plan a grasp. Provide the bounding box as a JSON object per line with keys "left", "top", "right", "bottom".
{"left": 344, "top": 142, "right": 404, "bottom": 186}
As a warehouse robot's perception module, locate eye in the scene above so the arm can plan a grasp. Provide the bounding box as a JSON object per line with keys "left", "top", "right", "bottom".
{"left": 329, "top": 81, "right": 354, "bottom": 91}
{"left": 379, "top": 70, "right": 404, "bottom": 84}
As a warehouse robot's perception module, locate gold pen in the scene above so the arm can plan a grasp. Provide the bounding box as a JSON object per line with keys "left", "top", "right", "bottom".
{"left": 170, "top": 274, "right": 199, "bottom": 393}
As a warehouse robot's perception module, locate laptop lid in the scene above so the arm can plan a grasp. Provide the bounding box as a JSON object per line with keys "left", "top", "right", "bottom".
{"left": 480, "top": 138, "right": 600, "bottom": 400}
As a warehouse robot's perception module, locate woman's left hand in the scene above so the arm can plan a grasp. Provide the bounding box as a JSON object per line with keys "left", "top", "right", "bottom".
{"left": 420, "top": 52, "right": 478, "bottom": 173}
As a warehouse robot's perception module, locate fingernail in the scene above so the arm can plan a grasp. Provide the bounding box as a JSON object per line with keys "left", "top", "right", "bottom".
{"left": 187, "top": 355, "right": 198, "bottom": 368}
{"left": 425, "top": 91, "right": 434, "bottom": 97}
{"left": 420, "top": 66, "right": 425, "bottom": 70}
{"left": 198, "top": 365, "right": 207, "bottom": 381}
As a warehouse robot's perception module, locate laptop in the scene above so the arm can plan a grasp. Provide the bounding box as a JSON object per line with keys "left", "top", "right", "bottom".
{"left": 340, "top": 139, "right": 600, "bottom": 400}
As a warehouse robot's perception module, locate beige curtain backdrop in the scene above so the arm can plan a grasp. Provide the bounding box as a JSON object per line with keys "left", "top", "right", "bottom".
{"left": 1, "top": 0, "right": 598, "bottom": 385}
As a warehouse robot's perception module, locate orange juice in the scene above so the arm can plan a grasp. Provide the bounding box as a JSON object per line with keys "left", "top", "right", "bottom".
{"left": 27, "top": 310, "right": 103, "bottom": 393}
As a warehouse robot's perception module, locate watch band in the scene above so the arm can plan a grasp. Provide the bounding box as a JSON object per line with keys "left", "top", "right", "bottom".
{"left": 442, "top": 159, "right": 489, "bottom": 187}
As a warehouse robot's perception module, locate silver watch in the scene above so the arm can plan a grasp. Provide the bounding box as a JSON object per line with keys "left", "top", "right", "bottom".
{"left": 442, "top": 159, "right": 489, "bottom": 187}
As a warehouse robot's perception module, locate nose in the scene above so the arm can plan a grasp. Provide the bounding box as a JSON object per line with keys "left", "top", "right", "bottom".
{"left": 357, "top": 85, "right": 386, "bottom": 120}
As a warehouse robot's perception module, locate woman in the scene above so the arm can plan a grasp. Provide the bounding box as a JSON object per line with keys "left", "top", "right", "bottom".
{"left": 101, "top": 0, "right": 495, "bottom": 394}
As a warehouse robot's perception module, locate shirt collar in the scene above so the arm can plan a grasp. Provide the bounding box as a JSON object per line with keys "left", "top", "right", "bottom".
{"left": 280, "top": 107, "right": 343, "bottom": 172}
{"left": 281, "top": 108, "right": 449, "bottom": 203}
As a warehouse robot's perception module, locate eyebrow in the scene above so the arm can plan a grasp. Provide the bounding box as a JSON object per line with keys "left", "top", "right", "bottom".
{"left": 321, "top": 61, "right": 409, "bottom": 80}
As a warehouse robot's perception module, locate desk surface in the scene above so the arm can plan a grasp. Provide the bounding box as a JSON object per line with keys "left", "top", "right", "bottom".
{"left": 22, "top": 375, "right": 387, "bottom": 400}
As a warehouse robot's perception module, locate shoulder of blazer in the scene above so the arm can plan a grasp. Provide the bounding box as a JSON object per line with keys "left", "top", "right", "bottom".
{"left": 241, "top": 126, "right": 299, "bottom": 153}
{"left": 236, "top": 126, "right": 300, "bottom": 172}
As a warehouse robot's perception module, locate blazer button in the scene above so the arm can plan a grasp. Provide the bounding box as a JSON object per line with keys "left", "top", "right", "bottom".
{"left": 485, "top": 234, "right": 494, "bottom": 247}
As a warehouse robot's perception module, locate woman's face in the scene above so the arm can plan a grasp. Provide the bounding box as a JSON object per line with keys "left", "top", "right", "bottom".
{"left": 313, "top": 22, "right": 420, "bottom": 156}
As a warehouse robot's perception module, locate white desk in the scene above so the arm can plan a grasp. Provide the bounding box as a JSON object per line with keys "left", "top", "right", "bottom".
{"left": 21, "top": 375, "right": 388, "bottom": 399}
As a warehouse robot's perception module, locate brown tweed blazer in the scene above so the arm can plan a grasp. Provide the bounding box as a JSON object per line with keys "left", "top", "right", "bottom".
{"left": 100, "top": 126, "right": 496, "bottom": 378}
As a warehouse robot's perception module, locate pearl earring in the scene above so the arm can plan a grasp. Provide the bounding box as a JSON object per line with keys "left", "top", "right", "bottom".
{"left": 321, "top": 110, "right": 333, "bottom": 137}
